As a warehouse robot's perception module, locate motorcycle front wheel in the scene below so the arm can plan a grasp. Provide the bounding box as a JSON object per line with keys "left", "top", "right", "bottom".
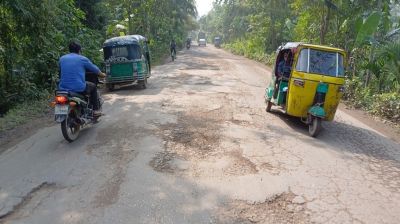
{"left": 61, "top": 114, "right": 80, "bottom": 142}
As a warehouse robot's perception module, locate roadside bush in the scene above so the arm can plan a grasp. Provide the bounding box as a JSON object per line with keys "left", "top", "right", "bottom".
{"left": 343, "top": 77, "right": 374, "bottom": 109}
{"left": 344, "top": 77, "right": 400, "bottom": 124}
{"left": 224, "top": 41, "right": 246, "bottom": 56}
{"left": 0, "top": 96, "right": 51, "bottom": 131}
{"left": 224, "top": 39, "right": 276, "bottom": 66}
{"left": 371, "top": 92, "right": 400, "bottom": 123}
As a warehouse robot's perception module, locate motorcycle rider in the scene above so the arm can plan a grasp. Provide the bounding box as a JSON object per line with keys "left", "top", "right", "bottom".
{"left": 144, "top": 39, "right": 151, "bottom": 73}
{"left": 58, "top": 41, "right": 106, "bottom": 116}
{"left": 186, "top": 37, "right": 191, "bottom": 49}
{"left": 170, "top": 39, "right": 177, "bottom": 58}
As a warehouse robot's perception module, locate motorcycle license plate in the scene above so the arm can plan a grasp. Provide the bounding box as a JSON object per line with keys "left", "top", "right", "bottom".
{"left": 55, "top": 105, "right": 69, "bottom": 115}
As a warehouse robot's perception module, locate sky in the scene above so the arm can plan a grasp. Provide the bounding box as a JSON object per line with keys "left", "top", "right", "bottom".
{"left": 196, "top": 0, "right": 214, "bottom": 17}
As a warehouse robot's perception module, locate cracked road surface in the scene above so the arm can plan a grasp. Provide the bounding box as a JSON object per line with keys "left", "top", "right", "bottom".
{"left": 1, "top": 45, "right": 400, "bottom": 224}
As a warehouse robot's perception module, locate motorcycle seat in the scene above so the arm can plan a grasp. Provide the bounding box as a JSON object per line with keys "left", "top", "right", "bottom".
{"left": 69, "top": 92, "right": 87, "bottom": 99}
{"left": 56, "top": 90, "right": 87, "bottom": 99}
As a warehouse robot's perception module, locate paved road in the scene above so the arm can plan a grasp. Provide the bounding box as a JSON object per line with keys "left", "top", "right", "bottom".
{"left": 1, "top": 45, "right": 400, "bottom": 224}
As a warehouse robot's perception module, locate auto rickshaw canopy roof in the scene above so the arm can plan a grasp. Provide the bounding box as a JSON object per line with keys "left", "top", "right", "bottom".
{"left": 103, "top": 35, "right": 147, "bottom": 48}
{"left": 278, "top": 42, "right": 345, "bottom": 55}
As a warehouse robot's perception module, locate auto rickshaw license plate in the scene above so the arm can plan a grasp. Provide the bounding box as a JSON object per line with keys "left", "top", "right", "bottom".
{"left": 55, "top": 105, "right": 69, "bottom": 115}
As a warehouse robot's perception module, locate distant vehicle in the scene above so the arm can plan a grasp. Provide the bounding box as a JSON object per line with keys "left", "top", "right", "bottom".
{"left": 214, "top": 37, "right": 221, "bottom": 48}
{"left": 103, "top": 35, "right": 150, "bottom": 90}
{"left": 198, "top": 39, "right": 207, "bottom": 47}
{"left": 186, "top": 37, "right": 191, "bottom": 49}
{"left": 198, "top": 31, "right": 206, "bottom": 41}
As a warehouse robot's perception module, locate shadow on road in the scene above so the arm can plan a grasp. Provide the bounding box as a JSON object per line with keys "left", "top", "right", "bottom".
{"left": 266, "top": 107, "right": 400, "bottom": 169}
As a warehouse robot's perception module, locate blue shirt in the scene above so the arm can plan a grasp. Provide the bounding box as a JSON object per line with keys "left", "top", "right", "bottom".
{"left": 278, "top": 60, "right": 291, "bottom": 78}
{"left": 59, "top": 53, "right": 100, "bottom": 92}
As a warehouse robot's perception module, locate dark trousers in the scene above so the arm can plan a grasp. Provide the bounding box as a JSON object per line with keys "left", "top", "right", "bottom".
{"left": 170, "top": 48, "right": 176, "bottom": 56}
{"left": 145, "top": 52, "right": 151, "bottom": 72}
{"left": 82, "top": 82, "right": 99, "bottom": 110}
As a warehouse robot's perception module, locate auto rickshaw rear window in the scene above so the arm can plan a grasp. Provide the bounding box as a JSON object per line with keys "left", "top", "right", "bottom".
{"left": 295, "top": 48, "right": 344, "bottom": 77}
{"left": 104, "top": 44, "right": 142, "bottom": 60}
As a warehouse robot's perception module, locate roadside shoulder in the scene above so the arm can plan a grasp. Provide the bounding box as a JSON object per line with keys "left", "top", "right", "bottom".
{"left": 339, "top": 103, "right": 400, "bottom": 144}
{"left": 0, "top": 100, "right": 53, "bottom": 154}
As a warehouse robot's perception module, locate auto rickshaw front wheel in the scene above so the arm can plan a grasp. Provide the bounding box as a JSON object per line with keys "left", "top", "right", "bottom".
{"left": 308, "top": 116, "right": 322, "bottom": 137}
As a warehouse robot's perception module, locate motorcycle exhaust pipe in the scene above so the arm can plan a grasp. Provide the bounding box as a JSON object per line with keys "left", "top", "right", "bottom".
{"left": 78, "top": 117, "right": 91, "bottom": 125}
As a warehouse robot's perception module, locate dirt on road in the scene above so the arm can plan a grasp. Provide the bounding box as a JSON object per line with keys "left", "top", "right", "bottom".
{"left": 1, "top": 45, "right": 400, "bottom": 224}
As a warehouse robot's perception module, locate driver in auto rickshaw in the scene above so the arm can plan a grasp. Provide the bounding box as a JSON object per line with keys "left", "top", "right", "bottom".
{"left": 278, "top": 52, "right": 291, "bottom": 77}
{"left": 273, "top": 52, "right": 292, "bottom": 99}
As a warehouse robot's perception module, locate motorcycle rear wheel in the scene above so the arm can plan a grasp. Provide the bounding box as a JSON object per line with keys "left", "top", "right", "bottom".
{"left": 61, "top": 115, "right": 80, "bottom": 142}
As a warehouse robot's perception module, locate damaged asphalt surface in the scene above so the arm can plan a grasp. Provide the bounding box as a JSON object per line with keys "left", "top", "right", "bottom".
{"left": 0, "top": 45, "right": 400, "bottom": 224}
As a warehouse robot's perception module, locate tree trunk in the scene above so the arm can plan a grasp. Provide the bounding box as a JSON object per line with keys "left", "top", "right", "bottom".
{"left": 365, "top": 47, "right": 375, "bottom": 88}
{"left": 270, "top": 0, "right": 277, "bottom": 51}
{"left": 320, "top": 6, "right": 331, "bottom": 45}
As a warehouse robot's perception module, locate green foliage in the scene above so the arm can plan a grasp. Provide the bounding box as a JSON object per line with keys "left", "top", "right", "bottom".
{"left": 0, "top": 96, "right": 51, "bottom": 132}
{"left": 201, "top": 0, "right": 400, "bottom": 124}
{"left": 0, "top": 0, "right": 104, "bottom": 114}
{"left": 343, "top": 77, "right": 374, "bottom": 109}
{"left": 371, "top": 92, "right": 400, "bottom": 123}
{"left": 355, "top": 12, "right": 381, "bottom": 47}
{"left": 224, "top": 39, "right": 276, "bottom": 66}
{"left": 343, "top": 77, "right": 400, "bottom": 123}
{"left": 0, "top": 0, "right": 197, "bottom": 117}
{"left": 102, "top": 0, "right": 197, "bottom": 66}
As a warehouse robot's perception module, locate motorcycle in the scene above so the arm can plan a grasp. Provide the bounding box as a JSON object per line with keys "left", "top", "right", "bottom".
{"left": 54, "top": 72, "right": 104, "bottom": 142}
{"left": 186, "top": 41, "right": 191, "bottom": 49}
{"left": 171, "top": 49, "right": 176, "bottom": 61}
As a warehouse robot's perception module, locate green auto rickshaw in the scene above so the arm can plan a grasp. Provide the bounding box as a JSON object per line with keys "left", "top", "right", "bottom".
{"left": 103, "top": 35, "right": 151, "bottom": 91}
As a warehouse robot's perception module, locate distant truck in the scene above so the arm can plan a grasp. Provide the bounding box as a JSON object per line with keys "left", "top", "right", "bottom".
{"left": 198, "top": 31, "right": 206, "bottom": 41}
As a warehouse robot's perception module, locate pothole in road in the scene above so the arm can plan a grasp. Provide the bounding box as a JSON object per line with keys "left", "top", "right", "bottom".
{"left": 168, "top": 72, "right": 220, "bottom": 87}
{"left": 87, "top": 122, "right": 143, "bottom": 208}
{"left": 215, "top": 191, "right": 310, "bottom": 224}
{"left": 86, "top": 121, "right": 146, "bottom": 162}
{"left": 224, "top": 151, "right": 258, "bottom": 176}
{"left": 149, "top": 151, "right": 190, "bottom": 174}
{"left": 157, "top": 110, "right": 223, "bottom": 160}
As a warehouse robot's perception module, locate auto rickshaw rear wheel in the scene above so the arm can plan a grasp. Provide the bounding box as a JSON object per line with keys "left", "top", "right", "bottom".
{"left": 308, "top": 117, "right": 322, "bottom": 137}
{"left": 139, "top": 78, "right": 147, "bottom": 89}
{"left": 107, "top": 84, "right": 114, "bottom": 92}
{"left": 266, "top": 100, "right": 272, "bottom": 112}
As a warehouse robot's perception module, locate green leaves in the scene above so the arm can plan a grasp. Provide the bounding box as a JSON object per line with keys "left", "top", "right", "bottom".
{"left": 355, "top": 12, "right": 381, "bottom": 47}
{"left": 0, "top": 0, "right": 110, "bottom": 114}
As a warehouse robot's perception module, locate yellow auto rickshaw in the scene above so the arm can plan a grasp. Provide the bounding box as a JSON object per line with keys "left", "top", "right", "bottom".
{"left": 265, "top": 42, "right": 346, "bottom": 137}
